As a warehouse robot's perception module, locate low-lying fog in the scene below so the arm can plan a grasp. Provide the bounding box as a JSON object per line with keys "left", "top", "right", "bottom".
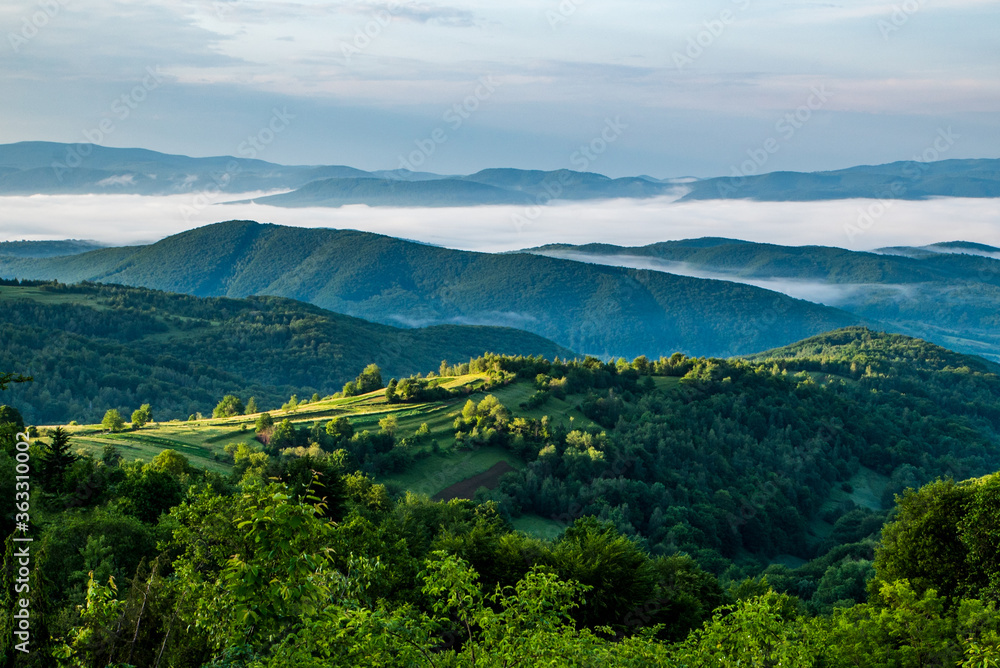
{"left": 1, "top": 193, "right": 997, "bottom": 256}
{"left": 527, "top": 250, "right": 917, "bottom": 308}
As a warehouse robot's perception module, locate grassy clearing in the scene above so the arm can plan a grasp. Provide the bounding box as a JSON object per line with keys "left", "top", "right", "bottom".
{"left": 51, "top": 373, "right": 621, "bottom": 499}
{"left": 487, "top": 383, "right": 599, "bottom": 430}
{"left": 511, "top": 513, "right": 567, "bottom": 541}
{"left": 379, "top": 446, "right": 524, "bottom": 498}
{"left": 652, "top": 376, "right": 681, "bottom": 391}
{"left": 67, "top": 432, "right": 231, "bottom": 474}
{"left": 0, "top": 286, "right": 111, "bottom": 308}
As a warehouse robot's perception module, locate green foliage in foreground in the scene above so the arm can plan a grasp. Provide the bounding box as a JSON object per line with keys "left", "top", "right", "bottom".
{"left": 3, "top": 383, "right": 1000, "bottom": 666}
{"left": 9, "top": 464, "right": 1000, "bottom": 668}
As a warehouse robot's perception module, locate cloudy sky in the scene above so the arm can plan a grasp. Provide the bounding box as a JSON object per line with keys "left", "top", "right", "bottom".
{"left": 2, "top": 0, "right": 999, "bottom": 178}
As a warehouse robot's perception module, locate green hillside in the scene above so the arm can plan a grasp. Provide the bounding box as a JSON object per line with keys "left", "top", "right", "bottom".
{"left": 6, "top": 327, "right": 1000, "bottom": 665}
{"left": 529, "top": 237, "right": 1000, "bottom": 361}
{"left": 0, "top": 239, "right": 106, "bottom": 258}
{"left": 38, "top": 326, "right": 1000, "bottom": 578}
{"left": 0, "top": 220, "right": 862, "bottom": 359}
{"left": 0, "top": 281, "right": 572, "bottom": 424}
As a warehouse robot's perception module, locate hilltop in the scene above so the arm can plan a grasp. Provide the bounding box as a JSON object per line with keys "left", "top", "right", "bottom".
{"left": 44, "top": 327, "right": 1000, "bottom": 576}
{"left": 0, "top": 281, "right": 571, "bottom": 425}
{"left": 527, "top": 237, "right": 1000, "bottom": 361}
{"left": 0, "top": 221, "right": 862, "bottom": 360}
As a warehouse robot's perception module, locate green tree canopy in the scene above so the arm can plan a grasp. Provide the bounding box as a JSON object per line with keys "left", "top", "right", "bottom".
{"left": 213, "top": 395, "right": 245, "bottom": 419}
{"left": 101, "top": 409, "right": 125, "bottom": 433}
{"left": 130, "top": 403, "right": 152, "bottom": 428}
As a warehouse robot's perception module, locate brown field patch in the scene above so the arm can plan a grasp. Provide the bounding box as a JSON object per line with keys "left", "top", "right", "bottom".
{"left": 432, "top": 461, "right": 516, "bottom": 502}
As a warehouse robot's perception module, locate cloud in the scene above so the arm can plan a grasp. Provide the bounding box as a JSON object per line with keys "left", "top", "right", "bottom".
{"left": 0, "top": 194, "right": 997, "bottom": 256}
{"left": 527, "top": 250, "right": 919, "bottom": 307}
{"left": 96, "top": 174, "right": 136, "bottom": 186}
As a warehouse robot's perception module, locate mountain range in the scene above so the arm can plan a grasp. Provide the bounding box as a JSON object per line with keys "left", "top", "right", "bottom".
{"left": 0, "top": 221, "right": 861, "bottom": 359}
{"left": 528, "top": 238, "right": 1000, "bottom": 362}
{"left": 2, "top": 141, "right": 998, "bottom": 206}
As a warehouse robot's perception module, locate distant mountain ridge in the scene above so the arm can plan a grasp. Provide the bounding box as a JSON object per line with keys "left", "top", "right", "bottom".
{"left": 2, "top": 141, "right": 996, "bottom": 205}
{"left": 679, "top": 158, "right": 1000, "bottom": 201}
{"left": 0, "top": 220, "right": 862, "bottom": 359}
{"left": 0, "top": 239, "right": 106, "bottom": 258}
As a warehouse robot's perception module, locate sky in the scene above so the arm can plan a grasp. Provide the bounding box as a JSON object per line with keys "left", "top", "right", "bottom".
{"left": 2, "top": 0, "right": 1000, "bottom": 178}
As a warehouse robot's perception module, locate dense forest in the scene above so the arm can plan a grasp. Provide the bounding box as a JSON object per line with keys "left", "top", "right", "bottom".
{"left": 0, "top": 281, "right": 570, "bottom": 425}
{"left": 477, "top": 329, "right": 1000, "bottom": 583}
{"left": 0, "top": 220, "right": 861, "bottom": 358}
{"left": 1, "top": 415, "right": 999, "bottom": 665}
{"left": 532, "top": 237, "right": 1000, "bottom": 363}
{"left": 2, "top": 326, "right": 1000, "bottom": 664}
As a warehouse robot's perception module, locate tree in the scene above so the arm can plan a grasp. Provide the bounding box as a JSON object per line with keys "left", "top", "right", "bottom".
{"left": 271, "top": 419, "right": 296, "bottom": 449}
{"left": 0, "top": 406, "right": 23, "bottom": 429}
{"left": 148, "top": 449, "right": 191, "bottom": 476}
{"left": 874, "top": 478, "right": 972, "bottom": 599}
{"left": 255, "top": 412, "right": 275, "bottom": 432}
{"left": 101, "top": 409, "right": 125, "bottom": 433}
{"left": 245, "top": 396, "right": 258, "bottom": 414}
{"left": 130, "top": 403, "right": 152, "bottom": 428}
{"left": 0, "top": 372, "right": 31, "bottom": 391}
{"left": 344, "top": 364, "right": 383, "bottom": 397}
{"left": 326, "top": 416, "right": 353, "bottom": 443}
{"left": 357, "top": 364, "right": 383, "bottom": 393}
{"left": 41, "top": 427, "right": 77, "bottom": 492}
{"left": 0, "top": 405, "right": 26, "bottom": 450}
{"left": 385, "top": 379, "right": 398, "bottom": 404}
{"left": 168, "top": 483, "right": 338, "bottom": 654}
{"left": 214, "top": 395, "right": 245, "bottom": 419}
{"left": 378, "top": 415, "right": 398, "bottom": 436}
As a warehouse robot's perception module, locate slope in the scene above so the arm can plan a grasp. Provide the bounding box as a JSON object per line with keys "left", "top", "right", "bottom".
{"left": 526, "top": 238, "right": 1000, "bottom": 362}
{"left": 0, "top": 220, "right": 863, "bottom": 359}
{"left": 0, "top": 281, "right": 572, "bottom": 424}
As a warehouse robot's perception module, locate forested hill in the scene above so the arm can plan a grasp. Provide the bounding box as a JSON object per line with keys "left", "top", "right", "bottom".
{"left": 5, "top": 326, "right": 1000, "bottom": 665}
{"left": 0, "top": 281, "right": 572, "bottom": 424}
{"left": 0, "top": 220, "right": 862, "bottom": 359}
{"left": 528, "top": 237, "right": 1000, "bottom": 362}
{"left": 482, "top": 327, "right": 1000, "bottom": 573}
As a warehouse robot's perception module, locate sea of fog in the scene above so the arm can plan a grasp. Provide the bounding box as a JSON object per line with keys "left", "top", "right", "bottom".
{"left": 0, "top": 193, "right": 997, "bottom": 254}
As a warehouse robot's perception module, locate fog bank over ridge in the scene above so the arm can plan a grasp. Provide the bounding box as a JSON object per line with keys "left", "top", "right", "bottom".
{"left": 0, "top": 193, "right": 997, "bottom": 253}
